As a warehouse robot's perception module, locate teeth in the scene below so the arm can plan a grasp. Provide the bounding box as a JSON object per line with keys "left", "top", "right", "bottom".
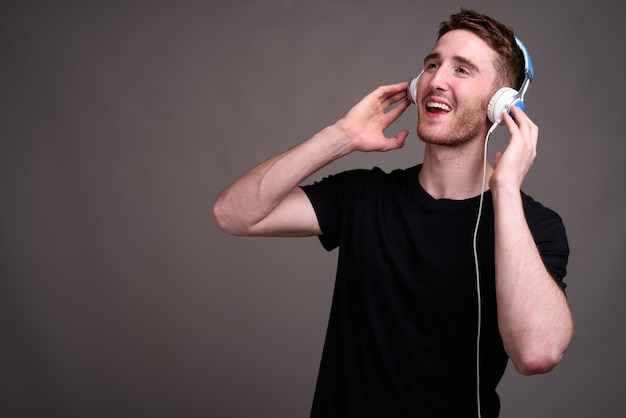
{"left": 427, "top": 102, "right": 451, "bottom": 112}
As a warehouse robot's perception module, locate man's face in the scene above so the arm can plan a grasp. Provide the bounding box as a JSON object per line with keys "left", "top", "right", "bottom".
{"left": 416, "top": 29, "right": 498, "bottom": 146}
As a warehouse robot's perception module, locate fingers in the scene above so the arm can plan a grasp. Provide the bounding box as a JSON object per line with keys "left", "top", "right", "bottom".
{"left": 380, "top": 83, "right": 411, "bottom": 148}
{"left": 340, "top": 82, "right": 412, "bottom": 152}
{"left": 379, "top": 81, "right": 410, "bottom": 95}
{"left": 503, "top": 106, "right": 538, "bottom": 143}
{"left": 501, "top": 106, "right": 519, "bottom": 133}
{"left": 376, "top": 83, "right": 411, "bottom": 125}
{"left": 375, "top": 82, "right": 410, "bottom": 107}
{"left": 499, "top": 106, "right": 538, "bottom": 176}
{"left": 384, "top": 96, "right": 411, "bottom": 123}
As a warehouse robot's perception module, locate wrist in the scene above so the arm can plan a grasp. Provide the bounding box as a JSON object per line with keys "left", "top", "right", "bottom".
{"left": 491, "top": 182, "right": 524, "bottom": 216}
{"left": 489, "top": 172, "right": 522, "bottom": 197}
{"left": 326, "top": 121, "right": 358, "bottom": 155}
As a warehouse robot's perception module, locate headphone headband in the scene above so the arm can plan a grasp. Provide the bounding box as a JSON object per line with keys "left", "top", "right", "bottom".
{"left": 515, "top": 36, "right": 534, "bottom": 81}
{"left": 514, "top": 36, "right": 533, "bottom": 101}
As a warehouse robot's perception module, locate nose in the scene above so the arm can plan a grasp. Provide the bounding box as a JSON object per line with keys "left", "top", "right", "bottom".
{"left": 427, "top": 67, "right": 450, "bottom": 92}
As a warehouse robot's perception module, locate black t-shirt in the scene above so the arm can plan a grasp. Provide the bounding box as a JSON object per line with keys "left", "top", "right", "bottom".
{"left": 301, "top": 164, "right": 568, "bottom": 418}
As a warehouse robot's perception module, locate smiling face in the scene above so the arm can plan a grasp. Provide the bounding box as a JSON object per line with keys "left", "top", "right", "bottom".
{"left": 416, "top": 29, "right": 499, "bottom": 146}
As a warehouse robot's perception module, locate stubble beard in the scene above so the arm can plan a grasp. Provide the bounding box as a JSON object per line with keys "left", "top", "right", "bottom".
{"left": 417, "top": 99, "right": 490, "bottom": 147}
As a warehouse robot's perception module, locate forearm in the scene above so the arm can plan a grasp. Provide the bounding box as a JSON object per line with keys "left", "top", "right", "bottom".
{"left": 212, "top": 124, "right": 353, "bottom": 235}
{"left": 492, "top": 186, "right": 573, "bottom": 375}
{"left": 213, "top": 82, "right": 410, "bottom": 236}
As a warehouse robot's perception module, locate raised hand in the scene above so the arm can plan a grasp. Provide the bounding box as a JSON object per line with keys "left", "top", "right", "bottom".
{"left": 335, "top": 82, "right": 412, "bottom": 153}
{"left": 490, "top": 105, "right": 539, "bottom": 191}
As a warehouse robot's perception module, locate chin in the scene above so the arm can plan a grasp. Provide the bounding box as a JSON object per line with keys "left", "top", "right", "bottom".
{"left": 417, "top": 127, "right": 467, "bottom": 146}
{"left": 417, "top": 120, "right": 487, "bottom": 147}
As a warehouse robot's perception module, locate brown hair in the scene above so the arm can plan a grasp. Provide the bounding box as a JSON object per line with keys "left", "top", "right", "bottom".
{"left": 437, "top": 8, "right": 526, "bottom": 90}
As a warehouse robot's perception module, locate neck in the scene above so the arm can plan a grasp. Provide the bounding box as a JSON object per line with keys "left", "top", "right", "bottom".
{"left": 419, "top": 140, "right": 493, "bottom": 200}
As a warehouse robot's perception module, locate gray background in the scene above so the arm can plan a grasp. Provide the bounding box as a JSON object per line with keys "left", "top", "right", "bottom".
{"left": 1, "top": 1, "right": 624, "bottom": 417}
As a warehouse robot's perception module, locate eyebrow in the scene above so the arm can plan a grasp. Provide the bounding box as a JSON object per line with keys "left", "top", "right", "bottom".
{"left": 423, "top": 52, "right": 480, "bottom": 73}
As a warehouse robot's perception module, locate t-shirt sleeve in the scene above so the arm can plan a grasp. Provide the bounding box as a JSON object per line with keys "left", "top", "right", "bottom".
{"left": 300, "top": 169, "right": 373, "bottom": 251}
{"left": 523, "top": 195, "right": 570, "bottom": 292}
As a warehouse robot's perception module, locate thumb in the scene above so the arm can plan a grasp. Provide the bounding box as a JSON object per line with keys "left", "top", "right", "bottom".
{"left": 494, "top": 150, "right": 503, "bottom": 168}
{"left": 391, "top": 130, "right": 410, "bottom": 149}
{"left": 380, "top": 129, "right": 409, "bottom": 152}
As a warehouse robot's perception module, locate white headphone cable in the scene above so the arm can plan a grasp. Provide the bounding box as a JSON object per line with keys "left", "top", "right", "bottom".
{"left": 473, "top": 121, "right": 499, "bottom": 418}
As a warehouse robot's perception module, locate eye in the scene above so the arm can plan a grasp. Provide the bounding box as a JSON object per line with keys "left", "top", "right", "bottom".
{"left": 425, "top": 62, "right": 439, "bottom": 71}
{"left": 457, "top": 67, "right": 470, "bottom": 75}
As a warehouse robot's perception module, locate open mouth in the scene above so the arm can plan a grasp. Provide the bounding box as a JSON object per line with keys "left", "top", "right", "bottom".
{"left": 426, "top": 101, "right": 451, "bottom": 114}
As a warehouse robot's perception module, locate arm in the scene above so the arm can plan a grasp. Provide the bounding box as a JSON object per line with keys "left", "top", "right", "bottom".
{"left": 490, "top": 106, "right": 574, "bottom": 376}
{"left": 212, "top": 82, "right": 411, "bottom": 237}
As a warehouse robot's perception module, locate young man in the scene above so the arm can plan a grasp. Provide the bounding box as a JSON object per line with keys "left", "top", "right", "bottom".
{"left": 213, "top": 9, "right": 573, "bottom": 417}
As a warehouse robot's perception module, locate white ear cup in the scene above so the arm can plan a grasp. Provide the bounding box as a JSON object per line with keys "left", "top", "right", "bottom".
{"left": 407, "top": 71, "right": 422, "bottom": 104}
{"left": 487, "top": 87, "right": 522, "bottom": 124}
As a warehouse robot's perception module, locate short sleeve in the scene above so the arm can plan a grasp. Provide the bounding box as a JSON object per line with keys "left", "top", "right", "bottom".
{"left": 300, "top": 169, "right": 375, "bottom": 251}
{"left": 523, "top": 194, "right": 570, "bottom": 291}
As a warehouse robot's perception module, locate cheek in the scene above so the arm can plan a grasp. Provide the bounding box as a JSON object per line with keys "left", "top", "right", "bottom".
{"left": 458, "top": 93, "right": 491, "bottom": 120}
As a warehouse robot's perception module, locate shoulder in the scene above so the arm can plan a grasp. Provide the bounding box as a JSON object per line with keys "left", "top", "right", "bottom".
{"left": 521, "top": 191, "right": 569, "bottom": 253}
{"left": 303, "top": 165, "right": 418, "bottom": 192}
{"left": 521, "top": 191, "right": 565, "bottom": 226}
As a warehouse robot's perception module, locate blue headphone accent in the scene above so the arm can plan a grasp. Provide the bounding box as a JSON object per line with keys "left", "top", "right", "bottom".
{"left": 516, "top": 36, "right": 534, "bottom": 81}
{"left": 407, "top": 35, "right": 534, "bottom": 125}
{"left": 486, "top": 36, "right": 533, "bottom": 123}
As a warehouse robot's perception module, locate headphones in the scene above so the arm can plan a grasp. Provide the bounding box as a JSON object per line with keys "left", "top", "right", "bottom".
{"left": 407, "top": 36, "right": 534, "bottom": 125}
